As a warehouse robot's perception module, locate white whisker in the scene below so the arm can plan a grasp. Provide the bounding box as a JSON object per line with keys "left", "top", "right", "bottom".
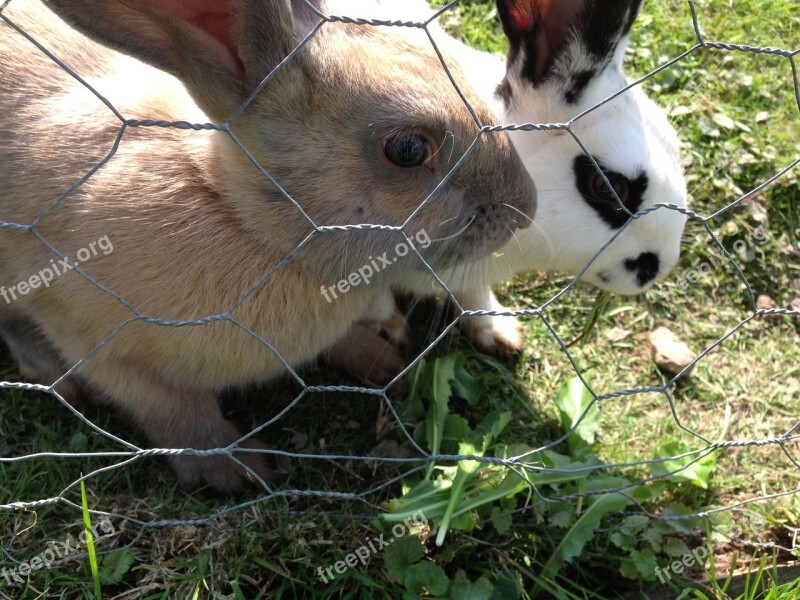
{"left": 510, "top": 229, "right": 522, "bottom": 253}
{"left": 528, "top": 217, "right": 555, "bottom": 259}
{"left": 502, "top": 202, "right": 534, "bottom": 225}
{"left": 438, "top": 214, "right": 464, "bottom": 227}
{"left": 429, "top": 214, "right": 476, "bottom": 243}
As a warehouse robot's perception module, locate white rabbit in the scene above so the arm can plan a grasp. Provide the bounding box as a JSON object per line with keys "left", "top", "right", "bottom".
{"left": 0, "top": 0, "right": 535, "bottom": 491}
{"left": 361, "top": 0, "right": 688, "bottom": 355}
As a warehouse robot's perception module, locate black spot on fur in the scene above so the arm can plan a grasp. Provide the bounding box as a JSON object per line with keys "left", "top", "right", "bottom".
{"left": 564, "top": 69, "right": 595, "bottom": 104}
{"left": 573, "top": 155, "right": 648, "bottom": 229}
{"left": 622, "top": 0, "right": 645, "bottom": 36}
{"left": 580, "top": 0, "right": 643, "bottom": 62}
{"left": 625, "top": 251, "right": 660, "bottom": 286}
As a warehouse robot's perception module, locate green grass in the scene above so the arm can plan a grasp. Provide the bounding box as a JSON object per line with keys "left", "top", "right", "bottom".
{"left": 1, "top": 0, "right": 798, "bottom": 598}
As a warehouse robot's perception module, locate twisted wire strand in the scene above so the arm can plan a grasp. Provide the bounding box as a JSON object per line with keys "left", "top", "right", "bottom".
{"left": 0, "top": 0, "right": 797, "bottom": 564}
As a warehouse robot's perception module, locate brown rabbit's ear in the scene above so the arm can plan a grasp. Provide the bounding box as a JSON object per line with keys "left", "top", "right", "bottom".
{"left": 496, "top": 0, "right": 643, "bottom": 97}
{"left": 44, "top": 0, "right": 321, "bottom": 118}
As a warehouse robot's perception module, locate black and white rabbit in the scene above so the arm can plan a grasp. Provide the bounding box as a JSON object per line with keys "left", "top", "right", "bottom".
{"left": 362, "top": 0, "right": 688, "bottom": 354}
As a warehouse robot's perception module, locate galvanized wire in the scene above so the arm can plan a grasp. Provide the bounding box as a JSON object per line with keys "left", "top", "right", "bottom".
{"left": 0, "top": 0, "right": 798, "bottom": 577}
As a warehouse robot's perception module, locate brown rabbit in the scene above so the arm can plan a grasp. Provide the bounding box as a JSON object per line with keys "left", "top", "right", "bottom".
{"left": 0, "top": 0, "right": 535, "bottom": 491}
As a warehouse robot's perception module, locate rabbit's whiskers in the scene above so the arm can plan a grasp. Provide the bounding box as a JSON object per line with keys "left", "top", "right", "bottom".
{"left": 430, "top": 131, "right": 458, "bottom": 164}
{"left": 528, "top": 218, "right": 556, "bottom": 260}
{"left": 501, "top": 202, "right": 534, "bottom": 226}
{"left": 437, "top": 214, "right": 463, "bottom": 227}
{"left": 429, "top": 214, "right": 476, "bottom": 243}
{"left": 510, "top": 229, "right": 522, "bottom": 254}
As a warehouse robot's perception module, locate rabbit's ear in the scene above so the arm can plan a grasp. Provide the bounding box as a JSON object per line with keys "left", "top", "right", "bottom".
{"left": 495, "top": 0, "right": 643, "bottom": 99}
{"left": 45, "top": 0, "right": 321, "bottom": 118}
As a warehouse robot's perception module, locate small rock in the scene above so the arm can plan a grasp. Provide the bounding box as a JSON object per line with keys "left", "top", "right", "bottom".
{"left": 650, "top": 327, "right": 695, "bottom": 376}
{"left": 756, "top": 295, "right": 776, "bottom": 310}
{"left": 712, "top": 112, "right": 736, "bottom": 130}
{"left": 606, "top": 327, "right": 631, "bottom": 342}
{"left": 291, "top": 431, "right": 314, "bottom": 452}
{"left": 745, "top": 194, "right": 769, "bottom": 226}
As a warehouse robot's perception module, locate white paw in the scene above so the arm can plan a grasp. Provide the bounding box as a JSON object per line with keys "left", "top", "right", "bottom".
{"left": 462, "top": 313, "right": 524, "bottom": 359}
{"left": 362, "top": 307, "right": 410, "bottom": 345}
{"left": 454, "top": 288, "right": 525, "bottom": 359}
{"left": 360, "top": 289, "right": 410, "bottom": 345}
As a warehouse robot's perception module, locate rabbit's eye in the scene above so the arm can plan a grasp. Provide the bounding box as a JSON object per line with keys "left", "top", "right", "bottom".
{"left": 590, "top": 172, "right": 629, "bottom": 206}
{"left": 574, "top": 156, "right": 647, "bottom": 229}
{"left": 383, "top": 135, "right": 430, "bottom": 168}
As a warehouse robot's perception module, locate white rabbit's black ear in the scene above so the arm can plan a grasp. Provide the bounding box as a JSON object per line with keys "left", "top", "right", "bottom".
{"left": 44, "top": 0, "right": 322, "bottom": 118}
{"left": 495, "top": 0, "right": 643, "bottom": 103}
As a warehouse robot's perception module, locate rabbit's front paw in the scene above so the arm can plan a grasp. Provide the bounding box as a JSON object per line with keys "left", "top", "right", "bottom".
{"left": 360, "top": 290, "right": 410, "bottom": 345}
{"left": 170, "top": 435, "right": 274, "bottom": 495}
{"left": 1, "top": 319, "right": 88, "bottom": 407}
{"left": 463, "top": 314, "right": 524, "bottom": 360}
{"left": 324, "top": 324, "right": 406, "bottom": 385}
{"left": 362, "top": 307, "right": 410, "bottom": 345}
{"left": 130, "top": 388, "right": 277, "bottom": 494}
{"left": 455, "top": 288, "right": 525, "bottom": 360}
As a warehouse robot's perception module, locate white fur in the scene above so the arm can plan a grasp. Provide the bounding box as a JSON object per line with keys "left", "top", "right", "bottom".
{"left": 495, "top": 41, "right": 687, "bottom": 296}
{"left": 361, "top": 0, "right": 688, "bottom": 352}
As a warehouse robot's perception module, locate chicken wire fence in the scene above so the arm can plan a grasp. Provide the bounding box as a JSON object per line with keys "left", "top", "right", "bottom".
{"left": 0, "top": 0, "right": 798, "bottom": 579}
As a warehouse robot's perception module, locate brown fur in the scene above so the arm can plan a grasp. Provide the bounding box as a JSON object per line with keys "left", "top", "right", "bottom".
{"left": 0, "top": 0, "right": 535, "bottom": 492}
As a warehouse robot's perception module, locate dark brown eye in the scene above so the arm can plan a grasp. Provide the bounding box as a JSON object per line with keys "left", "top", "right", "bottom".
{"left": 590, "top": 171, "right": 629, "bottom": 206}
{"left": 383, "top": 135, "right": 430, "bottom": 168}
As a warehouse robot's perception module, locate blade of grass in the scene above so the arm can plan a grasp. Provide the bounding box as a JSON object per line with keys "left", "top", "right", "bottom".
{"left": 80, "top": 476, "right": 102, "bottom": 599}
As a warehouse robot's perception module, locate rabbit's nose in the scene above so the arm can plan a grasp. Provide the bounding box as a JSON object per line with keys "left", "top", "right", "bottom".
{"left": 625, "top": 252, "right": 660, "bottom": 286}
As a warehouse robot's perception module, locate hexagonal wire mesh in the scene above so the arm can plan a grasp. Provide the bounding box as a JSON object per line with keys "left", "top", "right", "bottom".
{"left": 0, "top": 0, "right": 798, "bottom": 575}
